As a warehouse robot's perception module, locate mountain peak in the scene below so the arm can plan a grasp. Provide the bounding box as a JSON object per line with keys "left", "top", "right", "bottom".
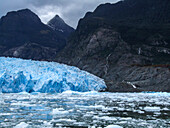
{"left": 17, "top": 8, "right": 32, "bottom": 13}
{"left": 54, "top": 14, "right": 61, "bottom": 18}
{"left": 47, "top": 15, "right": 74, "bottom": 37}
{"left": 1, "top": 8, "right": 41, "bottom": 25}
{"left": 0, "top": 8, "right": 67, "bottom": 54}
{"left": 5, "top": 8, "right": 37, "bottom": 17}
{"left": 52, "top": 15, "right": 65, "bottom": 23}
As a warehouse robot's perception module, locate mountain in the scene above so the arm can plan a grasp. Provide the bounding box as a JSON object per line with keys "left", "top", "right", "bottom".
{"left": 56, "top": 0, "right": 170, "bottom": 92}
{"left": 47, "top": 15, "right": 75, "bottom": 38}
{"left": 0, "top": 9, "right": 69, "bottom": 60}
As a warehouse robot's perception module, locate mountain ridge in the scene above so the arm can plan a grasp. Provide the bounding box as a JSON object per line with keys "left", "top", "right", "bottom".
{"left": 56, "top": 0, "right": 170, "bottom": 92}
{"left": 0, "top": 9, "right": 73, "bottom": 60}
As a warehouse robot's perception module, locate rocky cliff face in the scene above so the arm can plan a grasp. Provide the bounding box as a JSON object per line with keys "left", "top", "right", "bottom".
{"left": 0, "top": 9, "right": 72, "bottom": 60}
{"left": 56, "top": 0, "right": 170, "bottom": 92}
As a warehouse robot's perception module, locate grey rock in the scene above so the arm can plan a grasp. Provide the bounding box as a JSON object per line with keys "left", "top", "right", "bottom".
{"left": 3, "top": 43, "right": 58, "bottom": 61}
{"left": 56, "top": 27, "right": 170, "bottom": 92}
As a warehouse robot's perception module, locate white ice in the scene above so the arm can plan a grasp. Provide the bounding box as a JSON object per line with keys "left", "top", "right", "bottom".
{"left": 14, "top": 122, "right": 29, "bottom": 128}
{"left": 144, "top": 107, "right": 161, "bottom": 112}
{"left": 105, "top": 125, "right": 123, "bottom": 128}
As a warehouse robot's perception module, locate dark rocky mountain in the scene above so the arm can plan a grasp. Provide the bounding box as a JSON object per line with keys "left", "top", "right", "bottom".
{"left": 56, "top": 0, "right": 170, "bottom": 92}
{"left": 47, "top": 15, "right": 75, "bottom": 38}
{"left": 0, "top": 9, "right": 71, "bottom": 60}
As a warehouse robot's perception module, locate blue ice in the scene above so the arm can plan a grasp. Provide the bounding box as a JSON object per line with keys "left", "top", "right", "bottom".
{"left": 0, "top": 57, "right": 106, "bottom": 93}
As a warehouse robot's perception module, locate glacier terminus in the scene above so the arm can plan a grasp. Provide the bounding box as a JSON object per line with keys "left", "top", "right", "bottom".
{"left": 0, "top": 57, "right": 106, "bottom": 93}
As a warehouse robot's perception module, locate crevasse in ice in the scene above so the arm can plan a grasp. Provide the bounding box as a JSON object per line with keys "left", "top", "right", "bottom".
{"left": 0, "top": 57, "right": 106, "bottom": 93}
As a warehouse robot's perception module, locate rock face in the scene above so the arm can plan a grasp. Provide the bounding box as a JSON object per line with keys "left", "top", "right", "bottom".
{"left": 0, "top": 9, "right": 72, "bottom": 60}
{"left": 3, "top": 43, "right": 58, "bottom": 60}
{"left": 47, "top": 15, "right": 75, "bottom": 38}
{"left": 56, "top": 0, "right": 170, "bottom": 92}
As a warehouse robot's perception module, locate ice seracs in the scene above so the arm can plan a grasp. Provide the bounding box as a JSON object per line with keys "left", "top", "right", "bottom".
{"left": 0, "top": 57, "right": 106, "bottom": 93}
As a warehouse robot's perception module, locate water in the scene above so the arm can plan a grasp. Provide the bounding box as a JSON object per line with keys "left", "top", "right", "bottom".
{"left": 0, "top": 92, "right": 169, "bottom": 128}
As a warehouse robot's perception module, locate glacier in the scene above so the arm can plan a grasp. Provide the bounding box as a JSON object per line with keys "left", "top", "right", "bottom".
{"left": 0, "top": 57, "right": 106, "bottom": 93}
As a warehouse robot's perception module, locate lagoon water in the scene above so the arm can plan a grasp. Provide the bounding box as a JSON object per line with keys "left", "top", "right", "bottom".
{"left": 0, "top": 92, "right": 169, "bottom": 128}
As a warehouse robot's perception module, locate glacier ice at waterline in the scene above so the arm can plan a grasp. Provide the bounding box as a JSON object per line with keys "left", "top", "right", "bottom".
{"left": 0, "top": 57, "right": 106, "bottom": 93}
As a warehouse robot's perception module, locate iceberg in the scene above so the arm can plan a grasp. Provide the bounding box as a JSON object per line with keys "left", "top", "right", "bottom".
{"left": 0, "top": 57, "right": 106, "bottom": 93}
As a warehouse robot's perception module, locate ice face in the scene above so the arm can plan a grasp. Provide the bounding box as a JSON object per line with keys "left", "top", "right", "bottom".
{"left": 0, "top": 57, "right": 106, "bottom": 93}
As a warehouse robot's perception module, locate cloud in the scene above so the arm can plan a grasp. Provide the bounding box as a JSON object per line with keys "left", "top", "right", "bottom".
{"left": 0, "top": 0, "right": 119, "bottom": 28}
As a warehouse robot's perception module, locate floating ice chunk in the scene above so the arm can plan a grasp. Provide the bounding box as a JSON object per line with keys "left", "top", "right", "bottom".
{"left": 162, "top": 108, "right": 169, "bottom": 111}
{"left": 154, "top": 112, "right": 161, "bottom": 115}
{"left": 73, "top": 122, "right": 86, "bottom": 125}
{"left": 96, "top": 116, "right": 117, "bottom": 121}
{"left": 0, "top": 57, "right": 106, "bottom": 93}
{"left": 117, "top": 108, "right": 125, "bottom": 111}
{"left": 0, "top": 113, "right": 13, "bottom": 116}
{"left": 43, "top": 121, "right": 52, "bottom": 126}
{"left": 144, "top": 107, "right": 160, "bottom": 112}
{"left": 105, "top": 125, "right": 123, "bottom": 128}
{"left": 18, "top": 91, "right": 30, "bottom": 95}
{"left": 121, "top": 117, "right": 132, "bottom": 120}
{"left": 14, "top": 122, "right": 29, "bottom": 128}
{"left": 56, "top": 119, "right": 76, "bottom": 122}
{"left": 119, "top": 121, "right": 127, "bottom": 124}
{"left": 11, "top": 102, "right": 34, "bottom": 107}
{"left": 137, "top": 110, "right": 145, "bottom": 114}
{"left": 89, "top": 105, "right": 105, "bottom": 109}
{"left": 51, "top": 108, "right": 69, "bottom": 115}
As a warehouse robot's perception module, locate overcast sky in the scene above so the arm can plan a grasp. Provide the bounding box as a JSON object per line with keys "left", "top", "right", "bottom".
{"left": 0, "top": 0, "right": 119, "bottom": 28}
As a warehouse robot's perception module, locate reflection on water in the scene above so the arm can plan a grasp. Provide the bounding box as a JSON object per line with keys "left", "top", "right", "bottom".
{"left": 0, "top": 92, "right": 170, "bottom": 128}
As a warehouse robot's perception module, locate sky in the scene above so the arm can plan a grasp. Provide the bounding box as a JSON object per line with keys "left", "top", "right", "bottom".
{"left": 0, "top": 0, "right": 119, "bottom": 28}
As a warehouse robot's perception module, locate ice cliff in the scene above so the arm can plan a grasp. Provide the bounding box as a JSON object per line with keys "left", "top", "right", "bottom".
{"left": 0, "top": 57, "right": 106, "bottom": 93}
